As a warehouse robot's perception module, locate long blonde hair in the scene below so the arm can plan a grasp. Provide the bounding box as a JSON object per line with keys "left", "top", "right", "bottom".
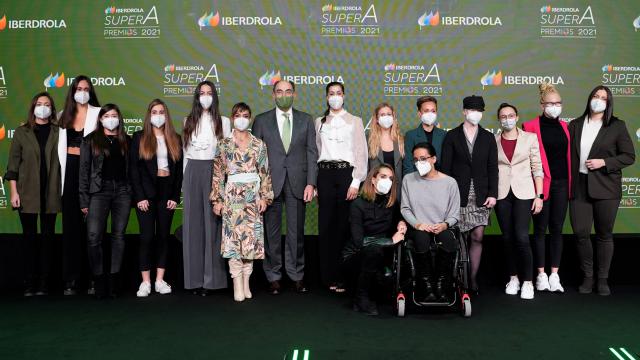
{"left": 367, "top": 103, "right": 404, "bottom": 159}
{"left": 539, "top": 82, "right": 561, "bottom": 103}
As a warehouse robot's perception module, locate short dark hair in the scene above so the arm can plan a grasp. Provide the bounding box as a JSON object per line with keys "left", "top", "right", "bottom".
{"left": 497, "top": 102, "right": 518, "bottom": 118}
{"left": 272, "top": 80, "right": 295, "bottom": 93}
{"left": 231, "top": 102, "right": 252, "bottom": 118}
{"left": 412, "top": 142, "right": 436, "bottom": 157}
{"left": 416, "top": 96, "right": 438, "bottom": 110}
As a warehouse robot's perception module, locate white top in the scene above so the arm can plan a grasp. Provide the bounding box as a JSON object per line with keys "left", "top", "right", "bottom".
{"left": 315, "top": 109, "right": 368, "bottom": 188}
{"left": 579, "top": 117, "right": 603, "bottom": 174}
{"left": 276, "top": 107, "right": 293, "bottom": 140}
{"left": 156, "top": 136, "right": 169, "bottom": 172}
{"left": 183, "top": 112, "right": 231, "bottom": 160}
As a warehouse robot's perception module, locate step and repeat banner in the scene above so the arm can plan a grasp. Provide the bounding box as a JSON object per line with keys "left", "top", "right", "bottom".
{"left": 0, "top": 1, "right": 639, "bottom": 234}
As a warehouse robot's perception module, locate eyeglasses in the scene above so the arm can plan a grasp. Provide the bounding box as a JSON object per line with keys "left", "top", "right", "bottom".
{"left": 414, "top": 156, "right": 433, "bottom": 161}
{"left": 498, "top": 114, "right": 517, "bottom": 120}
{"left": 542, "top": 102, "right": 562, "bottom": 106}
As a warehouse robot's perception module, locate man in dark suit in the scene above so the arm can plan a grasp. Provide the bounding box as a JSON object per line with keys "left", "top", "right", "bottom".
{"left": 252, "top": 80, "right": 318, "bottom": 294}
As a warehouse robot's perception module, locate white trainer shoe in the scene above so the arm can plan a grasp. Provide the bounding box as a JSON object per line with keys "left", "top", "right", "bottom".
{"left": 505, "top": 278, "right": 520, "bottom": 295}
{"left": 136, "top": 281, "right": 151, "bottom": 297}
{"left": 520, "top": 282, "right": 534, "bottom": 300}
{"left": 548, "top": 273, "right": 565, "bottom": 293}
{"left": 155, "top": 280, "right": 172, "bottom": 295}
{"left": 536, "top": 272, "right": 550, "bottom": 291}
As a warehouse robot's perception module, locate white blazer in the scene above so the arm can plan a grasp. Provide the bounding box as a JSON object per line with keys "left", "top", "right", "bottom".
{"left": 57, "top": 105, "right": 100, "bottom": 195}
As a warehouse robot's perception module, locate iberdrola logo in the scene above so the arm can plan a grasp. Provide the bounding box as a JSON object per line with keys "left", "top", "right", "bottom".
{"left": 540, "top": 5, "right": 552, "bottom": 13}
{"left": 0, "top": 124, "right": 5, "bottom": 141}
{"left": 198, "top": 11, "right": 220, "bottom": 29}
{"left": 258, "top": 70, "right": 281, "bottom": 88}
{"left": 602, "top": 64, "right": 613, "bottom": 72}
{"left": 0, "top": 15, "right": 6, "bottom": 31}
{"left": 633, "top": 15, "right": 640, "bottom": 31}
{"left": 418, "top": 10, "right": 440, "bottom": 28}
{"left": 105, "top": 7, "right": 116, "bottom": 14}
{"left": 384, "top": 63, "right": 396, "bottom": 71}
{"left": 322, "top": 4, "right": 334, "bottom": 12}
{"left": 164, "top": 64, "right": 175, "bottom": 72}
{"left": 43, "top": 73, "right": 65, "bottom": 89}
{"left": 480, "top": 69, "right": 502, "bottom": 88}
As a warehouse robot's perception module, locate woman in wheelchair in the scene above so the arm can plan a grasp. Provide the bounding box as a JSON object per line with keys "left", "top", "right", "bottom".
{"left": 401, "top": 142, "right": 461, "bottom": 302}
{"left": 342, "top": 164, "right": 406, "bottom": 316}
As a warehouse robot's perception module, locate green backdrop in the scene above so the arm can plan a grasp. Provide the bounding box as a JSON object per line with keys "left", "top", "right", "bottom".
{"left": 0, "top": 1, "right": 639, "bottom": 234}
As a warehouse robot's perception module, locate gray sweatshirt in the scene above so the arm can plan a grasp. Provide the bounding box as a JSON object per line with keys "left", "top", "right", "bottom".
{"left": 401, "top": 172, "right": 461, "bottom": 228}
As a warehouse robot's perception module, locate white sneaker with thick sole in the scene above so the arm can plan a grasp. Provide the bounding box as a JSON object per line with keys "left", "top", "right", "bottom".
{"left": 505, "top": 278, "right": 520, "bottom": 295}
{"left": 520, "top": 282, "right": 534, "bottom": 300}
{"left": 155, "top": 280, "right": 172, "bottom": 295}
{"left": 536, "top": 272, "right": 550, "bottom": 291}
{"left": 136, "top": 281, "right": 151, "bottom": 297}
{"left": 548, "top": 273, "right": 564, "bottom": 293}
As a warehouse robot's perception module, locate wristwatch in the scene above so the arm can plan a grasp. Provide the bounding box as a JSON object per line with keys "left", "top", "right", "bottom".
{"left": 537, "top": 194, "right": 544, "bottom": 199}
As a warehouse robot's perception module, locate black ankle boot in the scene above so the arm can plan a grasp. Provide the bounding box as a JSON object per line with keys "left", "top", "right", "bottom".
{"left": 353, "top": 272, "right": 378, "bottom": 316}
{"left": 94, "top": 275, "right": 107, "bottom": 299}
{"left": 108, "top": 273, "right": 119, "bottom": 298}
{"left": 436, "top": 251, "right": 454, "bottom": 302}
{"left": 415, "top": 252, "right": 436, "bottom": 302}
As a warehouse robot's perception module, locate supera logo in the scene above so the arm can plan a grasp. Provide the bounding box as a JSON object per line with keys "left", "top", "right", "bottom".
{"left": 43, "top": 73, "right": 66, "bottom": 89}
{"left": 600, "top": 64, "right": 640, "bottom": 97}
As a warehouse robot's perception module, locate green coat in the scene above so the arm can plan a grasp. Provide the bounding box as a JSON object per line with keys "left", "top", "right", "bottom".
{"left": 4, "top": 124, "right": 61, "bottom": 214}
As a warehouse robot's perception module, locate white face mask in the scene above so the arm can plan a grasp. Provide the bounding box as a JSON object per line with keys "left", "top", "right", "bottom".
{"left": 500, "top": 118, "right": 517, "bottom": 131}
{"left": 150, "top": 115, "right": 166, "bottom": 128}
{"left": 199, "top": 95, "right": 213, "bottom": 109}
{"left": 465, "top": 110, "right": 482, "bottom": 125}
{"left": 34, "top": 105, "right": 51, "bottom": 119}
{"left": 101, "top": 117, "right": 120, "bottom": 131}
{"left": 415, "top": 160, "right": 432, "bottom": 176}
{"left": 421, "top": 112, "right": 437, "bottom": 126}
{"left": 328, "top": 95, "right": 344, "bottom": 110}
{"left": 74, "top": 91, "right": 90, "bottom": 105}
{"left": 590, "top": 98, "right": 607, "bottom": 113}
{"left": 375, "top": 177, "right": 393, "bottom": 195}
{"left": 377, "top": 115, "right": 394, "bottom": 129}
{"left": 234, "top": 116, "right": 251, "bottom": 131}
{"left": 544, "top": 105, "right": 562, "bottom": 119}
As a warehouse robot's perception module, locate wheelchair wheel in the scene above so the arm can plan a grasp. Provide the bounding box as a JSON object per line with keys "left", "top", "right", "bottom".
{"left": 396, "top": 293, "right": 406, "bottom": 317}
{"left": 462, "top": 295, "right": 472, "bottom": 318}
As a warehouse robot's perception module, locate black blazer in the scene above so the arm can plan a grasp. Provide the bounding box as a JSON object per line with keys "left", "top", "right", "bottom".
{"left": 129, "top": 130, "right": 183, "bottom": 204}
{"left": 440, "top": 124, "right": 498, "bottom": 207}
{"left": 568, "top": 115, "right": 635, "bottom": 200}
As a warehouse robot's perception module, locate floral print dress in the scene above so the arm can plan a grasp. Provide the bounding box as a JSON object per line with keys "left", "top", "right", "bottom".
{"left": 210, "top": 134, "right": 273, "bottom": 260}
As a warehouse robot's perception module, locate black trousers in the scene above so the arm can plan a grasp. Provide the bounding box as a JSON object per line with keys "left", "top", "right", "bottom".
{"left": 570, "top": 174, "right": 619, "bottom": 279}
{"left": 135, "top": 177, "right": 174, "bottom": 272}
{"left": 317, "top": 166, "right": 352, "bottom": 286}
{"left": 19, "top": 212, "right": 57, "bottom": 284}
{"left": 408, "top": 228, "right": 457, "bottom": 279}
{"left": 532, "top": 178, "right": 568, "bottom": 269}
{"left": 86, "top": 181, "right": 131, "bottom": 276}
{"left": 495, "top": 191, "right": 534, "bottom": 281}
{"left": 62, "top": 154, "right": 88, "bottom": 285}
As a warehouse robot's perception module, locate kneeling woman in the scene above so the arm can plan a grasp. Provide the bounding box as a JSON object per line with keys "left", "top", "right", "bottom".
{"left": 342, "top": 164, "right": 406, "bottom": 316}
{"left": 210, "top": 103, "right": 274, "bottom": 302}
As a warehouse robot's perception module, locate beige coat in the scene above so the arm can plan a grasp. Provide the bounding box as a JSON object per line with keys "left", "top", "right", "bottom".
{"left": 495, "top": 128, "right": 543, "bottom": 200}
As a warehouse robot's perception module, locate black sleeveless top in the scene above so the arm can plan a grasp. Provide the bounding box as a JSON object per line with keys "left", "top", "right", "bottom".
{"left": 67, "top": 128, "right": 83, "bottom": 148}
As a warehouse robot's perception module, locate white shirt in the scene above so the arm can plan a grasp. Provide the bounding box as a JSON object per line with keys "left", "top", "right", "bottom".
{"left": 184, "top": 113, "right": 231, "bottom": 160}
{"left": 579, "top": 117, "right": 603, "bottom": 174}
{"left": 156, "top": 136, "right": 169, "bottom": 171}
{"left": 276, "top": 107, "right": 293, "bottom": 140}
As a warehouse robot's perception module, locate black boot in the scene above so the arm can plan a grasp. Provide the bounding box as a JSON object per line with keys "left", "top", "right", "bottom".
{"left": 353, "top": 272, "right": 378, "bottom": 316}
{"left": 436, "top": 251, "right": 454, "bottom": 302}
{"left": 108, "top": 273, "right": 120, "bottom": 299}
{"left": 415, "top": 252, "right": 435, "bottom": 302}
{"left": 94, "top": 275, "right": 107, "bottom": 299}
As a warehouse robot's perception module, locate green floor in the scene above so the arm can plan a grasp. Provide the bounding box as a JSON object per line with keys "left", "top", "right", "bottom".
{"left": 0, "top": 286, "right": 639, "bottom": 359}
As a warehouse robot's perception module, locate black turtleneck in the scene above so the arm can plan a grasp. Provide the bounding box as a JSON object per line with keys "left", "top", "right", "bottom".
{"left": 539, "top": 114, "right": 568, "bottom": 180}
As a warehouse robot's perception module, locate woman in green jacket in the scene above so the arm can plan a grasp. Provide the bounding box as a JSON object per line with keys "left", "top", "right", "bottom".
{"left": 5, "top": 92, "right": 62, "bottom": 296}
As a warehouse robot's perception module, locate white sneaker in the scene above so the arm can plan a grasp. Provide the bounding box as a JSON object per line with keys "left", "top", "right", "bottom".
{"left": 155, "top": 280, "right": 172, "bottom": 295}
{"left": 505, "top": 278, "right": 520, "bottom": 295}
{"left": 536, "top": 272, "right": 550, "bottom": 291}
{"left": 520, "top": 282, "right": 534, "bottom": 299}
{"left": 548, "top": 273, "right": 564, "bottom": 293}
{"left": 136, "top": 281, "right": 151, "bottom": 297}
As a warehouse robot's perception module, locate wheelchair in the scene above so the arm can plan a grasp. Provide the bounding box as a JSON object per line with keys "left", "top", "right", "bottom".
{"left": 391, "top": 227, "right": 472, "bottom": 318}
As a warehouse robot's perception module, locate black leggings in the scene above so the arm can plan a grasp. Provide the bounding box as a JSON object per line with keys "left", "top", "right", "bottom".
{"left": 532, "top": 178, "right": 568, "bottom": 269}
{"left": 495, "top": 191, "right": 534, "bottom": 281}
{"left": 135, "top": 177, "right": 175, "bottom": 272}
{"left": 19, "top": 212, "right": 57, "bottom": 283}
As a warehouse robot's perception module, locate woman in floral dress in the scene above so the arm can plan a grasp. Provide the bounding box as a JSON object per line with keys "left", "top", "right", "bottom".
{"left": 211, "top": 103, "right": 274, "bottom": 302}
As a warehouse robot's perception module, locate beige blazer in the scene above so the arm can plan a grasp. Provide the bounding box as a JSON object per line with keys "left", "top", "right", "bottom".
{"left": 495, "top": 128, "right": 543, "bottom": 200}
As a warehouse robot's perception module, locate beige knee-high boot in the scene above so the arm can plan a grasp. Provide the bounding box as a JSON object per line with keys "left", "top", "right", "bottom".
{"left": 229, "top": 259, "right": 245, "bottom": 302}
{"left": 242, "top": 260, "right": 253, "bottom": 299}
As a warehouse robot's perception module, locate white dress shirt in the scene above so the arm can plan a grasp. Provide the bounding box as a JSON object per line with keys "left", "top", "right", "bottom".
{"left": 184, "top": 113, "right": 231, "bottom": 161}
{"left": 579, "top": 117, "right": 603, "bottom": 174}
{"left": 276, "top": 107, "right": 293, "bottom": 140}
{"left": 156, "top": 136, "right": 169, "bottom": 171}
